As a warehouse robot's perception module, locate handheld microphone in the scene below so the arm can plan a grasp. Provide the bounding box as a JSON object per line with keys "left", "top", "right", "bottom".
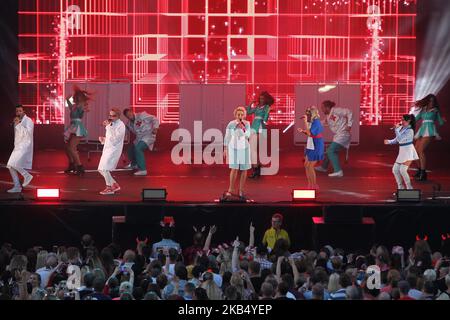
{"left": 390, "top": 123, "right": 401, "bottom": 130}
{"left": 12, "top": 117, "right": 21, "bottom": 126}
{"left": 239, "top": 119, "right": 246, "bottom": 132}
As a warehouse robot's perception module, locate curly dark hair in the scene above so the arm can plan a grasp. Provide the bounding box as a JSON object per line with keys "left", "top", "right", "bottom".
{"left": 259, "top": 91, "right": 275, "bottom": 106}
{"left": 415, "top": 94, "right": 439, "bottom": 111}
{"left": 73, "top": 86, "right": 92, "bottom": 104}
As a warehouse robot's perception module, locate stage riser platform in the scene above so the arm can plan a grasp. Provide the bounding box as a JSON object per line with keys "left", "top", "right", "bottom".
{"left": 1, "top": 204, "right": 449, "bottom": 252}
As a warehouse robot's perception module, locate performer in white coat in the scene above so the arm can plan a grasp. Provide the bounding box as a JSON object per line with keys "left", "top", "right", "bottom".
{"left": 223, "top": 106, "right": 251, "bottom": 201}
{"left": 123, "top": 108, "right": 159, "bottom": 176}
{"left": 315, "top": 100, "right": 353, "bottom": 177}
{"left": 7, "top": 105, "right": 34, "bottom": 193}
{"left": 98, "top": 108, "right": 126, "bottom": 195}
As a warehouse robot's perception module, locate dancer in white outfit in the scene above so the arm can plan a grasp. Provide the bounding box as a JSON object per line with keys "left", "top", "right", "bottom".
{"left": 98, "top": 108, "right": 126, "bottom": 195}
{"left": 384, "top": 114, "right": 419, "bottom": 190}
{"left": 7, "top": 105, "right": 34, "bottom": 193}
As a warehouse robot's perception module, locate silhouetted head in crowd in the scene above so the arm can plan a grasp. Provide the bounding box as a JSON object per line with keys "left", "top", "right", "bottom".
{"left": 277, "top": 281, "right": 289, "bottom": 298}
{"left": 81, "top": 234, "right": 94, "bottom": 248}
{"left": 346, "top": 286, "right": 363, "bottom": 300}
{"left": 260, "top": 282, "right": 274, "bottom": 299}
{"left": 161, "top": 226, "right": 174, "bottom": 240}
{"left": 224, "top": 285, "right": 241, "bottom": 300}
{"left": 311, "top": 283, "right": 324, "bottom": 300}
{"left": 193, "top": 287, "right": 209, "bottom": 300}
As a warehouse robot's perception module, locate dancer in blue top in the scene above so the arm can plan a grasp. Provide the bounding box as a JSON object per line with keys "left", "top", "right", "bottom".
{"left": 384, "top": 114, "right": 419, "bottom": 190}
{"left": 298, "top": 106, "right": 325, "bottom": 189}
{"left": 64, "top": 86, "right": 91, "bottom": 176}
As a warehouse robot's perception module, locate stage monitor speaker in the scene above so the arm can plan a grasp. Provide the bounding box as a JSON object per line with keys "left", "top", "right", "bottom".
{"left": 142, "top": 189, "right": 167, "bottom": 202}
{"left": 396, "top": 189, "right": 421, "bottom": 202}
{"left": 323, "top": 206, "right": 362, "bottom": 224}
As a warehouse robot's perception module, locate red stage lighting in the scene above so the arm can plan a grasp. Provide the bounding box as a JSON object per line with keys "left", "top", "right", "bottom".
{"left": 292, "top": 189, "right": 316, "bottom": 201}
{"left": 36, "top": 189, "right": 60, "bottom": 200}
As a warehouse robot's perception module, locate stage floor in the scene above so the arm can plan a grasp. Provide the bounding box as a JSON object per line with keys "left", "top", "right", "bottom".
{"left": 1, "top": 147, "right": 450, "bottom": 203}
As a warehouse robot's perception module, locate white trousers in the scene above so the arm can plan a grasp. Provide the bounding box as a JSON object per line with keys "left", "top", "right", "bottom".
{"left": 99, "top": 170, "right": 117, "bottom": 186}
{"left": 8, "top": 166, "right": 31, "bottom": 188}
{"left": 392, "top": 163, "right": 413, "bottom": 189}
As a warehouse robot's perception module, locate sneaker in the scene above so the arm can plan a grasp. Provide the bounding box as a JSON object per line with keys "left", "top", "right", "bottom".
{"left": 124, "top": 163, "right": 138, "bottom": 170}
{"left": 314, "top": 167, "right": 328, "bottom": 173}
{"left": 22, "top": 174, "right": 33, "bottom": 188}
{"left": 7, "top": 186, "right": 22, "bottom": 193}
{"left": 100, "top": 187, "right": 115, "bottom": 195}
{"left": 328, "top": 170, "right": 344, "bottom": 177}
{"left": 111, "top": 183, "right": 121, "bottom": 192}
{"left": 134, "top": 170, "right": 147, "bottom": 176}
{"left": 64, "top": 163, "right": 76, "bottom": 174}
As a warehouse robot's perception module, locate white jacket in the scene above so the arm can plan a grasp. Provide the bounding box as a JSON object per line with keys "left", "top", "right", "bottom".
{"left": 98, "top": 119, "right": 126, "bottom": 171}
{"left": 325, "top": 107, "right": 353, "bottom": 149}
{"left": 7, "top": 115, "right": 34, "bottom": 169}
{"left": 125, "top": 112, "right": 159, "bottom": 150}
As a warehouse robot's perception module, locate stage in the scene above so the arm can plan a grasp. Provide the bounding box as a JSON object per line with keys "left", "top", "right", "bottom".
{"left": 1, "top": 146, "right": 450, "bottom": 203}
{"left": 1, "top": 131, "right": 450, "bottom": 252}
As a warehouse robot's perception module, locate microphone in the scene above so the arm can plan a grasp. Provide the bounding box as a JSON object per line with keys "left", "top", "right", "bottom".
{"left": 239, "top": 119, "right": 246, "bottom": 132}
{"left": 12, "top": 117, "right": 21, "bottom": 126}
{"left": 390, "top": 123, "right": 401, "bottom": 130}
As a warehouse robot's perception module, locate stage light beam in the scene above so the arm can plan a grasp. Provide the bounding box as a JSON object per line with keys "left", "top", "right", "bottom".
{"left": 415, "top": 5, "right": 450, "bottom": 99}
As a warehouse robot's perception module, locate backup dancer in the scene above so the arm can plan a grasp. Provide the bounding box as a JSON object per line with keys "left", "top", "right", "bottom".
{"left": 384, "top": 114, "right": 419, "bottom": 190}
{"left": 123, "top": 108, "right": 160, "bottom": 176}
{"left": 413, "top": 94, "right": 446, "bottom": 181}
{"left": 6, "top": 105, "right": 34, "bottom": 193}
{"left": 98, "top": 108, "right": 126, "bottom": 195}
{"left": 64, "top": 87, "right": 90, "bottom": 175}
{"left": 315, "top": 100, "right": 353, "bottom": 177}
{"left": 246, "top": 91, "right": 274, "bottom": 178}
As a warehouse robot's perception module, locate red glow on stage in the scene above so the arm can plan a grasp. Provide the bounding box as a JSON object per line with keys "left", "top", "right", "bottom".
{"left": 293, "top": 189, "right": 316, "bottom": 201}
{"left": 36, "top": 188, "right": 60, "bottom": 199}
{"left": 18, "top": 0, "right": 416, "bottom": 125}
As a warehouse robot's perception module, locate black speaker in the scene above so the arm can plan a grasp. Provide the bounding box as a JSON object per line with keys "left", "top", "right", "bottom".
{"left": 323, "top": 206, "right": 362, "bottom": 224}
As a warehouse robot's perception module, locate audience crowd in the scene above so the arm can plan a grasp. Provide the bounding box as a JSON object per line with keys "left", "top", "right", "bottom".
{"left": 1, "top": 214, "right": 449, "bottom": 301}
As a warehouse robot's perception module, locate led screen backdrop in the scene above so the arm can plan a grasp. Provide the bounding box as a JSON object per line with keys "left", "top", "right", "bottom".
{"left": 18, "top": 0, "right": 416, "bottom": 125}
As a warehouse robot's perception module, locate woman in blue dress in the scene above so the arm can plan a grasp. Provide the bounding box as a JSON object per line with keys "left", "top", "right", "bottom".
{"left": 64, "top": 87, "right": 90, "bottom": 175}
{"left": 298, "top": 106, "right": 325, "bottom": 189}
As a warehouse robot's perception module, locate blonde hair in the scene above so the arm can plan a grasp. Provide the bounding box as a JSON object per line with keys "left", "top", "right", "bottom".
{"left": 36, "top": 250, "right": 48, "bottom": 270}
{"left": 233, "top": 106, "right": 247, "bottom": 118}
{"left": 230, "top": 273, "right": 246, "bottom": 299}
{"left": 328, "top": 273, "right": 340, "bottom": 293}
{"left": 201, "top": 275, "right": 223, "bottom": 300}
{"left": 306, "top": 106, "right": 320, "bottom": 121}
